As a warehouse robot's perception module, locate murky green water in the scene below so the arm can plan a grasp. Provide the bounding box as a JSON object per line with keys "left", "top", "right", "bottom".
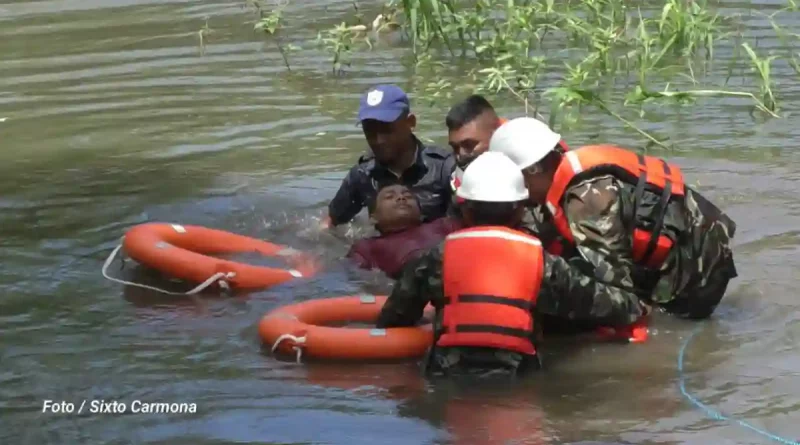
{"left": 1, "top": 0, "right": 799, "bottom": 443}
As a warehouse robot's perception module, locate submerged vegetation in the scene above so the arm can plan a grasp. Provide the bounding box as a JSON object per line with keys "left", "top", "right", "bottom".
{"left": 239, "top": 0, "right": 800, "bottom": 149}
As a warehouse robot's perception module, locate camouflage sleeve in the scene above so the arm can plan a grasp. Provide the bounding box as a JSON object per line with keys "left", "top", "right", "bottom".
{"left": 519, "top": 205, "right": 563, "bottom": 248}
{"left": 537, "top": 252, "right": 645, "bottom": 326}
{"left": 563, "top": 176, "right": 637, "bottom": 291}
{"left": 375, "top": 244, "right": 445, "bottom": 328}
{"left": 518, "top": 205, "right": 545, "bottom": 236}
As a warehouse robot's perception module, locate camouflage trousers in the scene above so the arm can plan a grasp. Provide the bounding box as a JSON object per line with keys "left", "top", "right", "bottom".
{"left": 655, "top": 220, "right": 738, "bottom": 320}
{"left": 422, "top": 346, "right": 541, "bottom": 379}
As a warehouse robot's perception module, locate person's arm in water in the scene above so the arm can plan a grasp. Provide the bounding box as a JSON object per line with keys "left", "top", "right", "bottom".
{"left": 537, "top": 252, "right": 646, "bottom": 326}
{"left": 562, "top": 176, "right": 638, "bottom": 292}
{"left": 327, "top": 166, "right": 366, "bottom": 226}
{"left": 375, "top": 244, "right": 444, "bottom": 328}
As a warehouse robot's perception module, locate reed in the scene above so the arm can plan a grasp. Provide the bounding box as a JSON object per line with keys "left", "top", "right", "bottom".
{"left": 237, "top": 0, "right": 797, "bottom": 148}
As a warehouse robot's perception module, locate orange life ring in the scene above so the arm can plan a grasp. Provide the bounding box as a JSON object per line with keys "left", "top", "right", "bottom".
{"left": 121, "top": 222, "right": 316, "bottom": 290}
{"left": 259, "top": 294, "right": 434, "bottom": 361}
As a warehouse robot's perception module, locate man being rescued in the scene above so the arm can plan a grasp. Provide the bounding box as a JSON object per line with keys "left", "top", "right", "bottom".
{"left": 347, "top": 184, "right": 461, "bottom": 279}
{"left": 376, "top": 151, "right": 648, "bottom": 377}
{"left": 489, "top": 117, "right": 738, "bottom": 320}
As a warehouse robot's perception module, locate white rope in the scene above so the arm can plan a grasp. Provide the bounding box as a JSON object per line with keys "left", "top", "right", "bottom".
{"left": 270, "top": 333, "right": 307, "bottom": 363}
{"left": 101, "top": 241, "right": 236, "bottom": 296}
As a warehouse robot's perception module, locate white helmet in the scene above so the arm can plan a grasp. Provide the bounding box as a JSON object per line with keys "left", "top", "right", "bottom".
{"left": 456, "top": 152, "right": 529, "bottom": 202}
{"left": 488, "top": 117, "right": 561, "bottom": 170}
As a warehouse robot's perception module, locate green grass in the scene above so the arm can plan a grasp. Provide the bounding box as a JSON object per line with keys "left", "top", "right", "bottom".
{"left": 236, "top": 0, "right": 799, "bottom": 150}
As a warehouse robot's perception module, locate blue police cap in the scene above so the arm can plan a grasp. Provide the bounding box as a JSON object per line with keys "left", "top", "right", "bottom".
{"left": 357, "top": 84, "right": 410, "bottom": 123}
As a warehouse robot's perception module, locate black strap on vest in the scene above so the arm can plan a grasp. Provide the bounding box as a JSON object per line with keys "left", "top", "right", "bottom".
{"left": 446, "top": 324, "right": 532, "bottom": 338}
{"left": 631, "top": 154, "right": 673, "bottom": 266}
{"left": 441, "top": 294, "right": 533, "bottom": 338}
{"left": 442, "top": 294, "right": 532, "bottom": 311}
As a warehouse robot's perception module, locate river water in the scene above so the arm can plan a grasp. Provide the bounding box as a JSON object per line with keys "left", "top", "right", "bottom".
{"left": 1, "top": 0, "right": 799, "bottom": 443}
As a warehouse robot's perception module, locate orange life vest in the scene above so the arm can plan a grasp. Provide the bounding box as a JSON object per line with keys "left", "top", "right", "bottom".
{"left": 544, "top": 144, "right": 686, "bottom": 268}
{"left": 438, "top": 226, "right": 543, "bottom": 355}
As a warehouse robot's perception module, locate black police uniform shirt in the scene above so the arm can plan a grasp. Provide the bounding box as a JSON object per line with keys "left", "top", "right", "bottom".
{"left": 328, "top": 136, "right": 456, "bottom": 226}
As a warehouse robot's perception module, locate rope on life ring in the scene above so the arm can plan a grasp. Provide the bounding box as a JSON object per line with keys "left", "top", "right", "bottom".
{"left": 101, "top": 240, "right": 236, "bottom": 295}
{"left": 259, "top": 294, "right": 434, "bottom": 363}
{"left": 102, "top": 222, "right": 317, "bottom": 294}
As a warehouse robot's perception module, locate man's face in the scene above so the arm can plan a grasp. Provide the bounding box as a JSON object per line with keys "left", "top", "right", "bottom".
{"left": 448, "top": 113, "right": 498, "bottom": 169}
{"left": 362, "top": 113, "right": 417, "bottom": 165}
{"left": 372, "top": 185, "right": 421, "bottom": 233}
{"left": 523, "top": 165, "right": 552, "bottom": 205}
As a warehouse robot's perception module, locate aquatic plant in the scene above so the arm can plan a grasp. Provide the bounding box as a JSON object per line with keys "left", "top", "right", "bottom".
{"left": 316, "top": 2, "right": 401, "bottom": 75}
{"left": 386, "top": 0, "right": 789, "bottom": 148}
{"left": 197, "top": 18, "right": 213, "bottom": 56}
{"left": 234, "top": 0, "right": 798, "bottom": 149}
{"left": 247, "top": 0, "right": 297, "bottom": 71}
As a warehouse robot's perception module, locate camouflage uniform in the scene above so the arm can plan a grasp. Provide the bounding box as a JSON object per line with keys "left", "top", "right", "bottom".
{"left": 544, "top": 174, "right": 738, "bottom": 320}
{"left": 376, "top": 236, "right": 646, "bottom": 376}
{"left": 520, "top": 204, "right": 567, "bottom": 252}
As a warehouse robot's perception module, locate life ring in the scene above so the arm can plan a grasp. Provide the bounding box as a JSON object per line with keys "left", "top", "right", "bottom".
{"left": 103, "top": 222, "right": 317, "bottom": 294}
{"left": 259, "top": 294, "right": 434, "bottom": 362}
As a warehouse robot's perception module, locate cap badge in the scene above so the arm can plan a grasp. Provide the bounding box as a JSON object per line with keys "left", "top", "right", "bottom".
{"left": 366, "top": 90, "right": 383, "bottom": 106}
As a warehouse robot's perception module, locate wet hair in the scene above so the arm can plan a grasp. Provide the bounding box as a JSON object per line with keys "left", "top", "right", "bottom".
{"left": 463, "top": 201, "right": 521, "bottom": 226}
{"left": 445, "top": 95, "right": 497, "bottom": 131}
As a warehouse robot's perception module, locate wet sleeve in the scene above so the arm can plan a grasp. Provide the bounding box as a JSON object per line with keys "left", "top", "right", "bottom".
{"left": 563, "top": 177, "right": 637, "bottom": 291}
{"left": 376, "top": 247, "right": 443, "bottom": 328}
{"left": 327, "top": 166, "right": 366, "bottom": 226}
{"left": 346, "top": 241, "right": 373, "bottom": 270}
{"left": 536, "top": 252, "right": 645, "bottom": 326}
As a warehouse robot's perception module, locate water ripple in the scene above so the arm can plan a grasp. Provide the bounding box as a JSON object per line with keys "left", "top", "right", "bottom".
{"left": 2, "top": 0, "right": 800, "bottom": 443}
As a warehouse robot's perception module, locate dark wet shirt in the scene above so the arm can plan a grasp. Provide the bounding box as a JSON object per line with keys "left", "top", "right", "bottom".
{"left": 328, "top": 137, "right": 456, "bottom": 226}
{"left": 347, "top": 217, "right": 462, "bottom": 279}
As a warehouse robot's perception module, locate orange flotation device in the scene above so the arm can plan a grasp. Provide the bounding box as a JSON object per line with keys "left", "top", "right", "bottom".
{"left": 259, "top": 295, "right": 433, "bottom": 362}
{"left": 103, "top": 222, "right": 316, "bottom": 294}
